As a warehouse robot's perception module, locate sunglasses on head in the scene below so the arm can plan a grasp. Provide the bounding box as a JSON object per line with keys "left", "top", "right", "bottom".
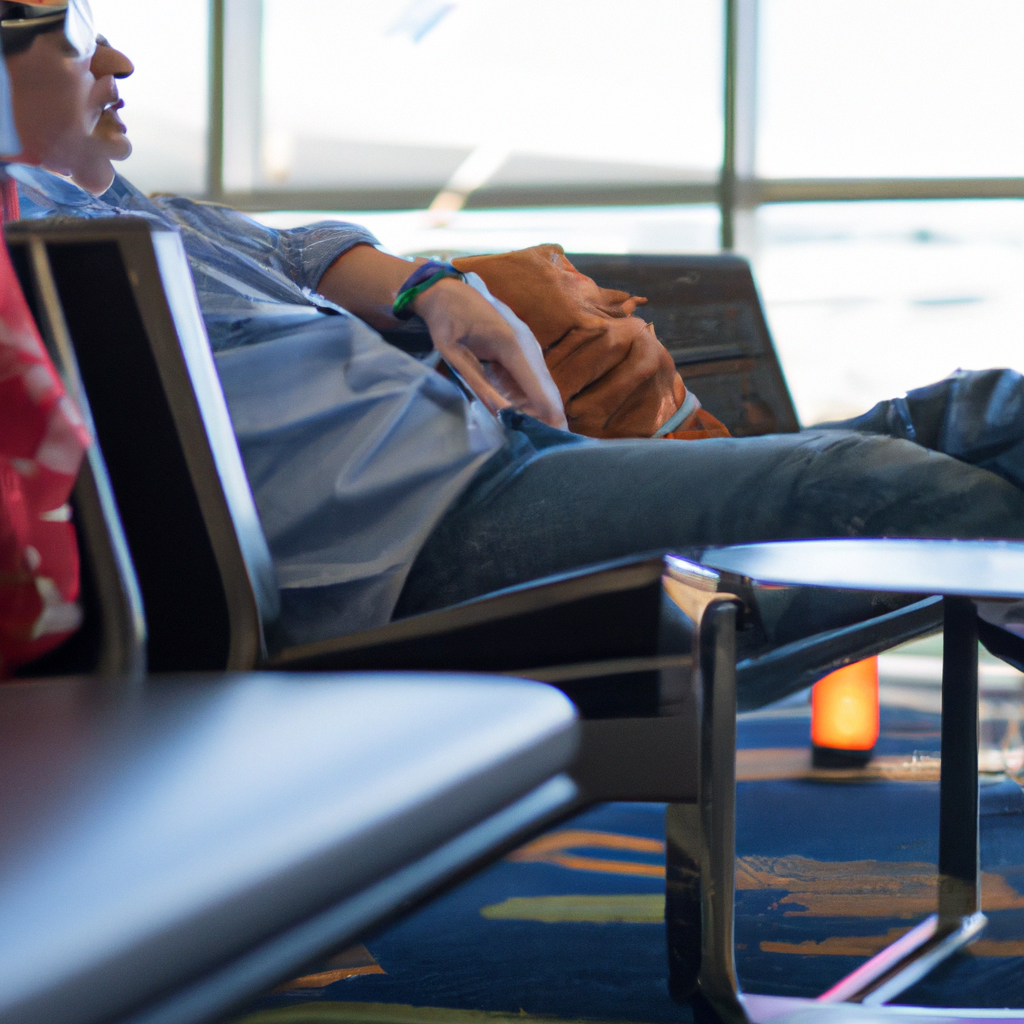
{"left": 0, "top": 0, "right": 95, "bottom": 61}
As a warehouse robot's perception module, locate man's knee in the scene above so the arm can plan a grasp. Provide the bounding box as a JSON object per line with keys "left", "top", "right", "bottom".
{"left": 785, "top": 429, "right": 1024, "bottom": 540}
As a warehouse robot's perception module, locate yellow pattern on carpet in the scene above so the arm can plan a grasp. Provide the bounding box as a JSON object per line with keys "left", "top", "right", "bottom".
{"left": 481, "top": 894, "right": 664, "bottom": 923}
{"left": 486, "top": 841, "right": 1024, "bottom": 924}
{"left": 232, "top": 1001, "right": 657, "bottom": 1024}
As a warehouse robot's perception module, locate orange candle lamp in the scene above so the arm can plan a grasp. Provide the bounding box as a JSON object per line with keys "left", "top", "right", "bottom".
{"left": 811, "top": 656, "right": 880, "bottom": 754}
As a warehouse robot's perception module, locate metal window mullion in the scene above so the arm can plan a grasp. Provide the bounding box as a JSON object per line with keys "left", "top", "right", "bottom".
{"left": 721, "top": 0, "right": 736, "bottom": 249}
{"left": 757, "top": 177, "right": 1024, "bottom": 203}
{"left": 217, "top": 177, "right": 1024, "bottom": 214}
{"left": 721, "top": 0, "right": 758, "bottom": 250}
{"left": 222, "top": 0, "right": 264, "bottom": 193}
{"left": 207, "top": 0, "right": 225, "bottom": 200}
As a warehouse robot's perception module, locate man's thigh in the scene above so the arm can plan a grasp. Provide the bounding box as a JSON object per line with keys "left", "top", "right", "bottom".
{"left": 396, "top": 429, "right": 1024, "bottom": 617}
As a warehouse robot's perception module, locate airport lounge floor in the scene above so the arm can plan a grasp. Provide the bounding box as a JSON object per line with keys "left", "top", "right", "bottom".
{"left": 233, "top": 639, "right": 1024, "bottom": 1024}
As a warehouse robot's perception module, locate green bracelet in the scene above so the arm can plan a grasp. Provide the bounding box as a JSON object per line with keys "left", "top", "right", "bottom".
{"left": 392, "top": 262, "right": 465, "bottom": 320}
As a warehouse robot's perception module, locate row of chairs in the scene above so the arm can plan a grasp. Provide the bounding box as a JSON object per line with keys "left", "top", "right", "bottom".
{"left": 2, "top": 217, "right": 987, "bottom": 1024}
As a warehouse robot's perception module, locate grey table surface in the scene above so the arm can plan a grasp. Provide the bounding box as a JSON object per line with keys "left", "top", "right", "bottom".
{"left": 702, "top": 538, "right": 1024, "bottom": 598}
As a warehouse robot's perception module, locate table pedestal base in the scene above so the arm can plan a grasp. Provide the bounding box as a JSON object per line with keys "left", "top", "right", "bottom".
{"left": 676, "top": 595, "right": 990, "bottom": 1023}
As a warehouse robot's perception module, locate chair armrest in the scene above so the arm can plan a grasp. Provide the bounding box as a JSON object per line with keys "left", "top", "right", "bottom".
{"left": 269, "top": 555, "right": 694, "bottom": 718}
{"left": 273, "top": 552, "right": 945, "bottom": 717}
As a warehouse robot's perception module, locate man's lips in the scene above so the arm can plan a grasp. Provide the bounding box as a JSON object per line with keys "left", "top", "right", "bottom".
{"left": 100, "top": 98, "right": 127, "bottom": 133}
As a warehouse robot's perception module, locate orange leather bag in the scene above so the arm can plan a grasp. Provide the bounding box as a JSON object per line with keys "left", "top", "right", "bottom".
{"left": 453, "top": 244, "right": 729, "bottom": 441}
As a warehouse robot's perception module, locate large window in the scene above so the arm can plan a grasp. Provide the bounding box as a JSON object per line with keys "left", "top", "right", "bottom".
{"left": 744, "top": 0, "right": 1024, "bottom": 423}
{"left": 758, "top": 0, "right": 1024, "bottom": 179}
{"left": 754, "top": 200, "right": 1024, "bottom": 424}
{"left": 251, "top": 0, "right": 723, "bottom": 207}
{"left": 80, "top": 1, "right": 1024, "bottom": 424}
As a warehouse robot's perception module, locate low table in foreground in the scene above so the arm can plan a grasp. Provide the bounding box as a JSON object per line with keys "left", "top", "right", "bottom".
{"left": 701, "top": 539, "right": 1024, "bottom": 1022}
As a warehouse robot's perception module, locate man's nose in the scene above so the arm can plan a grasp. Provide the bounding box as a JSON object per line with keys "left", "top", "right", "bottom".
{"left": 90, "top": 45, "right": 134, "bottom": 80}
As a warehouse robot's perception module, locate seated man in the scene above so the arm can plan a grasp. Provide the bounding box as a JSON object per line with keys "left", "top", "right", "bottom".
{"left": 8, "top": 5, "right": 1024, "bottom": 690}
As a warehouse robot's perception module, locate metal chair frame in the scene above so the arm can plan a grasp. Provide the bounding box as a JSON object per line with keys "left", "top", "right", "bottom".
{"left": 3, "top": 225, "right": 586, "bottom": 1024}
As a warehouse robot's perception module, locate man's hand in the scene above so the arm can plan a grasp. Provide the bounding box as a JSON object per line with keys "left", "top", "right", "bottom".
{"left": 453, "top": 245, "right": 686, "bottom": 439}
{"left": 317, "top": 244, "right": 567, "bottom": 430}
{"left": 547, "top": 316, "right": 684, "bottom": 438}
{"left": 413, "top": 278, "right": 567, "bottom": 430}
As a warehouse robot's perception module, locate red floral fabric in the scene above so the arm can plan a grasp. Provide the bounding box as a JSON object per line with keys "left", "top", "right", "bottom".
{"left": 0, "top": 230, "right": 89, "bottom": 677}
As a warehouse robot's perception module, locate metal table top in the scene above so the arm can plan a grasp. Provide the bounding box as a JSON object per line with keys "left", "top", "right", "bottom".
{"left": 701, "top": 538, "right": 1024, "bottom": 598}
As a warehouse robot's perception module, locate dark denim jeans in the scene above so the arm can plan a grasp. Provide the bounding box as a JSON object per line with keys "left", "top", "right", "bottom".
{"left": 397, "top": 369, "right": 1024, "bottom": 620}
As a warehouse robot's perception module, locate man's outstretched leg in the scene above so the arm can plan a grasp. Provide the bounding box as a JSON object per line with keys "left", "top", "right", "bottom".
{"left": 825, "top": 368, "right": 1024, "bottom": 492}
{"left": 394, "top": 423, "right": 1024, "bottom": 709}
{"left": 398, "top": 424, "right": 1024, "bottom": 614}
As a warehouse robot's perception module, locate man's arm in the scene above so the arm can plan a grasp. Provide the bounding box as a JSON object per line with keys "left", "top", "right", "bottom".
{"left": 317, "top": 244, "right": 567, "bottom": 430}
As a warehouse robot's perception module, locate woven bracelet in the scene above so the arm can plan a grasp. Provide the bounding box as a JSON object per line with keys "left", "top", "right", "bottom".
{"left": 392, "top": 260, "right": 465, "bottom": 320}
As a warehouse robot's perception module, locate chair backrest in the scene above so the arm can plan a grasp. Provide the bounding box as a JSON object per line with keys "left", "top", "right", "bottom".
{"left": 5, "top": 218, "right": 278, "bottom": 673}
{"left": 567, "top": 253, "right": 800, "bottom": 436}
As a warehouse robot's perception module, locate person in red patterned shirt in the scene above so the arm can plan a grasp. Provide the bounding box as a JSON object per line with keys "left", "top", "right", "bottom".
{"left": 0, "top": 0, "right": 93, "bottom": 676}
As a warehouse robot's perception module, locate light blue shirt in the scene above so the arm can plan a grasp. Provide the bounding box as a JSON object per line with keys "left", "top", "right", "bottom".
{"left": 13, "top": 166, "right": 507, "bottom": 648}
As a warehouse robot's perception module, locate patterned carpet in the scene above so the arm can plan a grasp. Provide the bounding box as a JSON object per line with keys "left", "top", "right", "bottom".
{"left": 231, "top": 687, "right": 1024, "bottom": 1024}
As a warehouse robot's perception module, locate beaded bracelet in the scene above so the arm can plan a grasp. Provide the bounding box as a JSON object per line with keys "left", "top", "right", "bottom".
{"left": 392, "top": 259, "right": 465, "bottom": 320}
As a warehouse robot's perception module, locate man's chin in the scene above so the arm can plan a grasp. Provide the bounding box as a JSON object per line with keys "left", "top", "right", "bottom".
{"left": 71, "top": 158, "right": 117, "bottom": 196}
{"left": 92, "top": 120, "right": 132, "bottom": 162}
{"left": 102, "top": 133, "right": 131, "bottom": 163}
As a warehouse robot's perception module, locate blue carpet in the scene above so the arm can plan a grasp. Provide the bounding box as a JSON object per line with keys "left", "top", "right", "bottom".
{"left": 236, "top": 701, "right": 1024, "bottom": 1022}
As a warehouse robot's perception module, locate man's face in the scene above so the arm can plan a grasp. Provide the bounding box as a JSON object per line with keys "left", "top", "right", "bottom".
{"left": 86, "top": 35, "right": 132, "bottom": 162}
{"left": 6, "top": 26, "right": 95, "bottom": 174}
{"left": 60, "top": 33, "right": 133, "bottom": 193}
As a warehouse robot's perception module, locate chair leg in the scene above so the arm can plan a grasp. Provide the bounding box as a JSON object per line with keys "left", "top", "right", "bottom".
{"left": 696, "top": 600, "right": 749, "bottom": 1024}
{"left": 675, "top": 595, "right": 987, "bottom": 1018}
{"left": 665, "top": 598, "right": 747, "bottom": 1022}
{"left": 665, "top": 802, "right": 702, "bottom": 1001}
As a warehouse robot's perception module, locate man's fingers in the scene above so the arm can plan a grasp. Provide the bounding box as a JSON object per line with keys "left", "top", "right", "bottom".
{"left": 441, "top": 344, "right": 513, "bottom": 416}
{"left": 548, "top": 325, "right": 632, "bottom": 401}
{"left": 564, "top": 322, "right": 680, "bottom": 437}
{"left": 480, "top": 330, "right": 566, "bottom": 427}
{"left": 416, "top": 276, "right": 567, "bottom": 429}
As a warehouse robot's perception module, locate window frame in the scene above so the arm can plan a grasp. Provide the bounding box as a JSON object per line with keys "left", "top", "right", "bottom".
{"left": 206, "top": 0, "right": 1024, "bottom": 243}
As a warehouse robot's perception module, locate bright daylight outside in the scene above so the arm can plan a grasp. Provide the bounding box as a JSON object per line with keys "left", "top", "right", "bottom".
{"left": 88, "top": 0, "right": 1024, "bottom": 427}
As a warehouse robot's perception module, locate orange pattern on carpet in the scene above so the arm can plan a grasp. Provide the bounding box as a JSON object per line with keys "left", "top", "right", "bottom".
{"left": 761, "top": 929, "right": 1024, "bottom": 959}
{"left": 274, "top": 945, "right": 385, "bottom": 991}
{"left": 507, "top": 829, "right": 666, "bottom": 878}
{"left": 736, "top": 855, "right": 1024, "bottom": 917}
